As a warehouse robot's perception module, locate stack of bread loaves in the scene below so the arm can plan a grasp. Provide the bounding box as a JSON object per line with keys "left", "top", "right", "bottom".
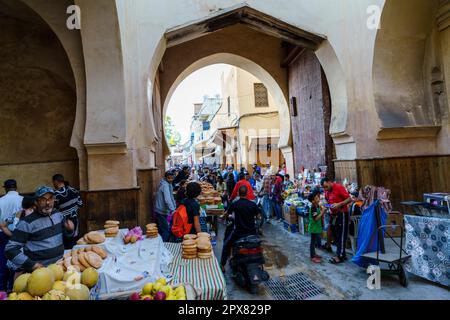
{"left": 181, "top": 239, "right": 197, "bottom": 259}
{"left": 196, "top": 234, "right": 212, "bottom": 259}
{"left": 146, "top": 223, "right": 158, "bottom": 238}
{"left": 104, "top": 220, "right": 120, "bottom": 238}
{"left": 181, "top": 233, "right": 213, "bottom": 259}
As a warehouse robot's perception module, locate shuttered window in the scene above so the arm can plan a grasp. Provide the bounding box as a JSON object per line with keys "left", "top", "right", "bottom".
{"left": 254, "top": 83, "right": 269, "bottom": 107}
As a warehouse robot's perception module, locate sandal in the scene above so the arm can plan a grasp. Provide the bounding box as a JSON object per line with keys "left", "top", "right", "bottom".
{"left": 329, "top": 256, "right": 344, "bottom": 264}
{"left": 311, "top": 257, "right": 321, "bottom": 264}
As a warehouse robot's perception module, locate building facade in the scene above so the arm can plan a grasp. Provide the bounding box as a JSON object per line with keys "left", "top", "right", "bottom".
{"left": 0, "top": 0, "right": 449, "bottom": 230}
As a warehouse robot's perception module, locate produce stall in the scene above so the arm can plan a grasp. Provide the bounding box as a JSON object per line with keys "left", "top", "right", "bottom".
{"left": 6, "top": 219, "right": 227, "bottom": 300}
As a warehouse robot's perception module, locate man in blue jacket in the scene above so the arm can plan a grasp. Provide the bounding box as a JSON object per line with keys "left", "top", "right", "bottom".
{"left": 154, "top": 171, "right": 177, "bottom": 242}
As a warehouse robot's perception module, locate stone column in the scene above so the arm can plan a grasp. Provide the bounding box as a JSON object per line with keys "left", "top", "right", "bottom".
{"left": 437, "top": 0, "right": 450, "bottom": 121}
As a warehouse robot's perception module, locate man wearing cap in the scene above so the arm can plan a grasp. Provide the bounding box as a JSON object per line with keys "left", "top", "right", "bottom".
{"left": 0, "top": 179, "right": 23, "bottom": 290}
{"left": 5, "top": 186, "right": 74, "bottom": 273}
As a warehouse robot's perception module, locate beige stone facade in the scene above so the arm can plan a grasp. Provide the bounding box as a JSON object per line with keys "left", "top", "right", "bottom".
{"left": 0, "top": 0, "right": 449, "bottom": 221}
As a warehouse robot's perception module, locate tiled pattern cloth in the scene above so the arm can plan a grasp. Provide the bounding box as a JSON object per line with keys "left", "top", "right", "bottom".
{"left": 165, "top": 242, "right": 228, "bottom": 300}
{"left": 404, "top": 215, "right": 450, "bottom": 287}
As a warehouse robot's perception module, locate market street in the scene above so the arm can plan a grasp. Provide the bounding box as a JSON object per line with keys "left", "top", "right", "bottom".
{"left": 215, "top": 222, "right": 450, "bottom": 300}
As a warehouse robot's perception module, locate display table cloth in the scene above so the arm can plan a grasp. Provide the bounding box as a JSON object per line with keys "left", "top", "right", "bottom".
{"left": 404, "top": 215, "right": 450, "bottom": 287}
{"left": 165, "top": 242, "right": 228, "bottom": 300}
{"left": 72, "top": 229, "right": 174, "bottom": 298}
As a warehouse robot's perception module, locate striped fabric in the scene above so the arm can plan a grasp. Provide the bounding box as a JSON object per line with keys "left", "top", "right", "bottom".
{"left": 55, "top": 186, "right": 83, "bottom": 218}
{"left": 165, "top": 243, "right": 228, "bottom": 300}
{"left": 5, "top": 210, "right": 70, "bottom": 272}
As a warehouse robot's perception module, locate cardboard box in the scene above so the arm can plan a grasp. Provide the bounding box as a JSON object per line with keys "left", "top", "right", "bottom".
{"left": 384, "top": 212, "right": 404, "bottom": 238}
{"left": 283, "top": 204, "right": 298, "bottom": 224}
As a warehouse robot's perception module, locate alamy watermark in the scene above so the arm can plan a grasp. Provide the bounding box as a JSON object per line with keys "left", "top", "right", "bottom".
{"left": 366, "top": 265, "right": 381, "bottom": 290}
{"left": 66, "top": 5, "right": 81, "bottom": 30}
{"left": 366, "top": 5, "right": 381, "bottom": 30}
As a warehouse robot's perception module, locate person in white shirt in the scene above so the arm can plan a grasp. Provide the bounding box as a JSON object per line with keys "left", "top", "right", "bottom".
{"left": 0, "top": 179, "right": 23, "bottom": 291}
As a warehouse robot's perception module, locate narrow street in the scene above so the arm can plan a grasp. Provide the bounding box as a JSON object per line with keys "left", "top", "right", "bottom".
{"left": 214, "top": 222, "right": 450, "bottom": 300}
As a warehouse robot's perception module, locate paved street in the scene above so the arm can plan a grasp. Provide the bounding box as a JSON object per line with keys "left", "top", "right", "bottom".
{"left": 214, "top": 222, "right": 450, "bottom": 300}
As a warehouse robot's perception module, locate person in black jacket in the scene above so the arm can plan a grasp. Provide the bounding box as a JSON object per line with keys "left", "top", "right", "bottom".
{"left": 173, "top": 166, "right": 190, "bottom": 190}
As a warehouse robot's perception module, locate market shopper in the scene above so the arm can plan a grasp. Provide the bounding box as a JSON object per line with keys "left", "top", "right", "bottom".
{"left": 321, "top": 178, "right": 352, "bottom": 264}
{"left": 0, "top": 179, "right": 23, "bottom": 291}
{"left": 154, "top": 171, "right": 177, "bottom": 242}
{"left": 283, "top": 174, "right": 294, "bottom": 191}
{"left": 308, "top": 191, "right": 325, "bottom": 263}
{"left": 182, "top": 182, "right": 202, "bottom": 235}
{"left": 220, "top": 186, "right": 260, "bottom": 272}
{"left": 173, "top": 166, "right": 190, "bottom": 190}
{"left": 229, "top": 172, "right": 256, "bottom": 202}
{"left": 175, "top": 180, "right": 188, "bottom": 206}
{"left": 259, "top": 172, "right": 273, "bottom": 224}
{"left": 271, "top": 174, "right": 284, "bottom": 221}
{"left": 5, "top": 186, "right": 74, "bottom": 273}
{"left": 53, "top": 174, "right": 83, "bottom": 249}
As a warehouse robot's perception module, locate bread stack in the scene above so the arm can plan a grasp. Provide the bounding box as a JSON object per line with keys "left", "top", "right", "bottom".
{"left": 104, "top": 220, "right": 120, "bottom": 238}
{"left": 77, "top": 231, "right": 106, "bottom": 245}
{"left": 146, "top": 223, "right": 158, "bottom": 238}
{"left": 197, "top": 238, "right": 212, "bottom": 259}
{"left": 196, "top": 235, "right": 213, "bottom": 259}
{"left": 181, "top": 239, "right": 197, "bottom": 259}
{"left": 58, "top": 245, "right": 108, "bottom": 271}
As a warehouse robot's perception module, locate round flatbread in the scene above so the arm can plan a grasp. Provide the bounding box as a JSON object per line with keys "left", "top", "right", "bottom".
{"left": 85, "top": 251, "right": 103, "bottom": 269}
{"left": 183, "top": 234, "right": 197, "bottom": 240}
{"left": 91, "top": 246, "right": 107, "bottom": 259}
{"left": 78, "top": 252, "right": 91, "bottom": 269}
{"left": 87, "top": 232, "right": 105, "bottom": 244}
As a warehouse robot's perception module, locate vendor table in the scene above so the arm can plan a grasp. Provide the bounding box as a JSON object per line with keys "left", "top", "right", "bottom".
{"left": 165, "top": 242, "right": 228, "bottom": 300}
{"left": 205, "top": 208, "right": 224, "bottom": 235}
{"left": 404, "top": 215, "right": 450, "bottom": 287}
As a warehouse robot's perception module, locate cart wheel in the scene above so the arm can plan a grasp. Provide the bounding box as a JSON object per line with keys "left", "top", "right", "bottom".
{"left": 399, "top": 264, "right": 409, "bottom": 288}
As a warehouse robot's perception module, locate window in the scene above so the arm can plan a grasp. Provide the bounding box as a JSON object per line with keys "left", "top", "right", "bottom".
{"left": 254, "top": 83, "right": 269, "bottom": 107}
{"left": 227, "top": 96, "right": 231, "bottom": 117}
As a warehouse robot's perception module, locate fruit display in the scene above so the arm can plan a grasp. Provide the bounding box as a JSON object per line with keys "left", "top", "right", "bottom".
{"left": 77, "top": 231, "right": 106, "bottom": 245}
{"left": 197, "top": 182, "right": 222, "bottom": 205}
{"left": 145, "top": 223, "right": 158, "bottom": 239}
{"left": 123, "top": 226, "right": 144, "bottom": 244}
{"left": 7, "top": 265, "right": 99, "bottom": 300}
{"left": 129, "top": 278, "right": 187, "bottom": 301}
{"left": 104, "top": 220, "right": 120, "bottom": 237}
{"left": 57, "top": 245, "right": 108, "bottom": 271}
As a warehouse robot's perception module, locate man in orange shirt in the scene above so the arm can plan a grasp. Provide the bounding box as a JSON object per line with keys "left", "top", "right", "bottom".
{"left": 229, "top": 172, "right": 256, "bottom": 202}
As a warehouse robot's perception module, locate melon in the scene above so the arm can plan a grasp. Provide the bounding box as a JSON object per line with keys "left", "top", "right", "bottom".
{"left": 48, "top": 264, "right": 64, "bottom": 281}
{"left": 53, "top": 281, "right": 66, "bottom": 292}
{"left": 13, "top": 273, "right": 31, "bottom": 293}
{"left": 17, "top": 292, "right": 34, "bottom": 300}
{"left": 81, "top": 268, "right": 99, "bottom": 288}
{"left": 65, "top": 284, "right": 90, "bottom": 300}
{"left": 27, "top": 268, "right": 55, "bottom": 297}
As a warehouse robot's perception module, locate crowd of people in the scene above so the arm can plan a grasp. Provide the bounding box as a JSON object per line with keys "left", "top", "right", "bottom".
{"left": 0, "top": 175, "right": 83, "bottom": 292}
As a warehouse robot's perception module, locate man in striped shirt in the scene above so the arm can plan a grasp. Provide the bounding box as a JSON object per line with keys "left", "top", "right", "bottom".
{"left": 52, "top": 174, "right": 83, "bottom": 249}
{"left": 5, "top": 186, "right": 74, "bottom": 272}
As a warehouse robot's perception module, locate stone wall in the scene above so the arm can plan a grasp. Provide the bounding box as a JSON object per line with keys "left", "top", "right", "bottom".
{"left": 0, "top": 6, "right": 78, "bottom": 193}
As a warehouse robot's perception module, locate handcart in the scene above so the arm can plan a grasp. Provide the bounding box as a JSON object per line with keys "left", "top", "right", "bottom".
{"left": 362, "top": 224, "right": 411, "bottom": 287}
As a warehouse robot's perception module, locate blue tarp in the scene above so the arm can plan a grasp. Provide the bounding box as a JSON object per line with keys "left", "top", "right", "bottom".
{"left": 352, "top": 200, "right": 387, "bottom": 268}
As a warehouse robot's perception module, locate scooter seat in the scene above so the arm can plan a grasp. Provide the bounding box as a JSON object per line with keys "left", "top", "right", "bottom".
{"left": 234, "top": 234, "right": 261, "bottom": 248}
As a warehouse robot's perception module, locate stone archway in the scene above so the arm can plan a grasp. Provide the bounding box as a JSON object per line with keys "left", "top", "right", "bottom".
{"left": 0, "top": 0, "right": 80, "bottom": 192}
{"left": 161, "top": 53, "right": 293, "bottom": 173}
